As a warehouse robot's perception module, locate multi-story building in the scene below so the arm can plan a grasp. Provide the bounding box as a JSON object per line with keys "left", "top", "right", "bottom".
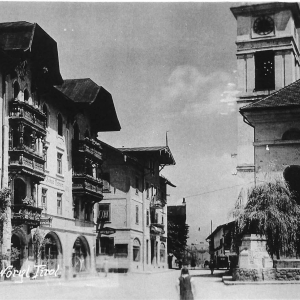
{"left": 95, "top": 143, "right": 175, "bottom": 272}
{"left": 0, "top": 21, "right": 121, "bottom": 276}
{"left": 231, "top": 2, "right": 300, "bottom": 194}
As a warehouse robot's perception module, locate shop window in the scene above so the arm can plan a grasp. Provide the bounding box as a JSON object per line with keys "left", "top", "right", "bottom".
{"left": 133, "top": 238, "right": 141, "bottom": 262}
{"left": 100, "top": 237, "right": 114, "bottom": 255}
{"left": 13, "top": 81, "right": 20, "bottom": 99}
{"left": 255, "top": 51, "right": 275, "bottom": 91}
{"left": 57, "top": 193, "right": 62, "bottom": 215}
{"left": 57, "top": 113, "right": 63, "bottom": 136}
{"left": 115, "top": 244, "right": 128, "bottom": 257}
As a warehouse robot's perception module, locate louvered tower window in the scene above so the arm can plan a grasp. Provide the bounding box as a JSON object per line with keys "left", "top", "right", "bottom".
{"left": 255, "top": 51, "right": 275, "bottom": 91}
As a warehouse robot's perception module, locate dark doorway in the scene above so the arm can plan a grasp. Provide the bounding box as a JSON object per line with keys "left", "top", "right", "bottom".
{"left": 283, "top": 165, "right": 300, "bottom": 205}
{"left": 11, "top": 234, "right": 22, "bottom": 270}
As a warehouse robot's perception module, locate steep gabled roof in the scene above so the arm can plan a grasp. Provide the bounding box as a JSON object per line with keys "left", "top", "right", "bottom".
{"left": 55, "top": 79, "right": 121, "bottom": 132}
{"left": 117, "top": 146, "right": 176, "bottom": 165}
{"left": 240, "top": 79, "right": 300, "bottom": 112}
{"left": 0, "top": 21, "right": 63, "bottom": 85}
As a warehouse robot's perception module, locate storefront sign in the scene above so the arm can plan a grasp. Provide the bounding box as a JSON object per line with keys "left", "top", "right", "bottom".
{"left": 40, "top": 217, "right": 52, "bottom": 227}
{"left": 98, "top": 227, "right": 116, "bottom": 235}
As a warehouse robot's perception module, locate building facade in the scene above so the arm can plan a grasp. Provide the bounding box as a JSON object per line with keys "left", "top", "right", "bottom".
{"left": 95, "top": 144, "right": 175, "bottom": 272}
{"left": 231, "top": 2, "right": 300, "bottom": 193}
{"left": 0, "top": 22, "right": 121, "bottom": 276}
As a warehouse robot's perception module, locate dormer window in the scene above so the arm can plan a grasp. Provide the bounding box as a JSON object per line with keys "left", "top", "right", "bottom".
{"left": 24, "top": 89, "right": 29, "bottom": 102}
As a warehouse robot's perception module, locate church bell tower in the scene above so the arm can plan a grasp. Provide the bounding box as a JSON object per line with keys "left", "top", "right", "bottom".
{"left": 231, "top": 2, "right": 300, "bottom": 183}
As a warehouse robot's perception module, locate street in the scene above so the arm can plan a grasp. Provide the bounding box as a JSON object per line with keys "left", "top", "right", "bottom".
{"left": 1, "top": 269, "right": 300, "bottom": 300}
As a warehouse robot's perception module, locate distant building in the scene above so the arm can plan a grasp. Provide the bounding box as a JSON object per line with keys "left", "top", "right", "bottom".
{"left": 96, "top": 144, "right": 176, "bottom": 272}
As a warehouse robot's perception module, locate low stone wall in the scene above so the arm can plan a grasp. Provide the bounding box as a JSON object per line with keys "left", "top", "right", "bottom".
{"left": 233, "top": 268, "right": 300, "bottom": 281}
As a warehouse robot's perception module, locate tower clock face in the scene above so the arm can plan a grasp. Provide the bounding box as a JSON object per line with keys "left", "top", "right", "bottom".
{"left": 253, "top": 16, "right": 274, "bottom": 35}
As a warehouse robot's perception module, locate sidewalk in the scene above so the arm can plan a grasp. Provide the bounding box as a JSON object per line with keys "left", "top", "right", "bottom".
{"left": 222, "top": 275, "right": 300, "bottom": 285}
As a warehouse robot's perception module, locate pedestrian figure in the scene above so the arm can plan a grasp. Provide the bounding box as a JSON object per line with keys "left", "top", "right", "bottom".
{"left": 103, "top": 257, "right": 108, "bottom": 277}
{"left": 209, "top": 259, "right": 215, "bottom": 275}
{"left": 176, "top": 267, "right": 196, "bottom": 300}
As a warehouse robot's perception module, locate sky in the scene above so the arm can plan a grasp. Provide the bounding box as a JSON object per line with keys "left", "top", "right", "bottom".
{"left": 0, "top": 1, "right": 243, "bottom": 244}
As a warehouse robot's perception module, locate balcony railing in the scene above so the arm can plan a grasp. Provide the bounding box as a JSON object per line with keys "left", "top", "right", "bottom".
{"left": 150, "top": 195, "right": 166, "bottom": 208}
{"left": 9, "top": 100, "right": 47, "bottom": 132}
{"left": 150, "top": 224, "right": 165, "bottom": 235}
{"left": 11, "top": 204, "right": 43, "bottom": 227}
{"left": 73, "top": 138, "right": 102, "bottom": 161}
{"left": 9, "top": 150, "right": 45, "bottom": 181}
{"left": 72, "top": 173, "right": 103, "bottom": 201}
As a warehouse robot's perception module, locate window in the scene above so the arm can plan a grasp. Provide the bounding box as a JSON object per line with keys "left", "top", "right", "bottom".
{"left": 43, "top": 104, "right": 48, "bottom": 127}
{"left": 98, "top": 204, "right": 110, "bottom": 222}
{"left": 84, "top": 129, "right": 90, "bottom": 138}
{"left": 115, "top": 244, "right": 128, "bottom": 257}
{"left": 155, "top": 212, "right": 158, "bottom": 224}
{"left": 284, "top": 165, "right": 300, "bottom": 205}
{"left": 102, "top": 173, "right": 110, "bottom": 192}
{"left": 135, "top": 176, "right": 139, "bottom": 194}
{"left": 44, "top": 147, "right": 48, "bottom": 170}
{"left": 57, "top": 153, "right": 62, "bottom": 174}
{"left": 133, "top": 239, "right": 140, "bottom": 261}
{"left": 73, "top": 198, "right": 78, "bottom": 219}
{"left": 24, "top": 89, "right": 29, "bottom": 102}
{"left": 146, "top": 182, "right": 149, "bottom": 199}
{"left": 146, "top": 210, "right": 149, "bottom": 226}
{"left": 73, "top": 122, "right": 80, "bottom": 141}
{"left": 57, "top": 113, "right": 63, "bottom": 136}
{"left": 57, "top": 193, "right": 62, "bottom": 215}
{"left": 41, "top": 188, "right": 47, "bottom": 210}
{"left": 85, "top": 202, "right": 91, "bottom": 221}
{"left": 255, "top": 51, "right": 275, "bottom": 91}
{"left": 162, "top": 215, "right": 164, "bottom": 225}
{"left": 136, "top": 205, "right": 139, "bottom": 224}
{"left": 146, "top": 240, "right": 149, "bottom": 264}
{"left": 13, "top": 81, "right": 20, "bottom": 99}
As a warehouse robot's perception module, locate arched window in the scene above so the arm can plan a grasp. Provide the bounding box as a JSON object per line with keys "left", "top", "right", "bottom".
{"left": 43, "top": 104, "right": 48, "bottom": 127}
{"left": 57, "top": 113, "right": 63, "bottom": 136}
{"left": 24, "top": 89, "right": 29, "bottom": 102}
{"left": 160, "top": 243, "right": 166, "bottom": 263}
{"left": 282, "top": 128, "right": 300, "bottom": 140}
{"left": 73, "top": 122, "right": 80, "bottom": 141}
{"left": 133, "top": 238, "right": 141, "bottom": 262}
{"left": 13, "top": 81, "right": 20, "bottom": 99}
{"left": 283, "top": 165, "right": 300, "bottom": 205}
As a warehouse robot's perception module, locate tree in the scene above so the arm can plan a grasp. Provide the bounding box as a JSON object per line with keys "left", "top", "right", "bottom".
{"left": 167, "top": 217, "right": 189, "bottom": 260}
{"left": 32, "top": 227, "right": 52, "bottom": 263}
{"left": 232, "top": 180, "right": 300, "bottom": 259}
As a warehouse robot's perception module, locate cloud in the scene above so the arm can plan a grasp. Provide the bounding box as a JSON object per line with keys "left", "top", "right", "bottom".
{"left": 159, "top": 65, "right": 239, "bottom": 118}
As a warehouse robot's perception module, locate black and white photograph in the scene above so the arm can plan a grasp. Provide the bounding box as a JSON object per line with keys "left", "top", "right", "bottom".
{"left": 0, "top": 1, "right": 300, "bottom": 299}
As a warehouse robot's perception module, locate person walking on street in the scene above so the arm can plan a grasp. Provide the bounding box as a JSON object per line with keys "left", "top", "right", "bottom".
{"left": 209, "top": 259, "right": 215, "bottom": 275}
{"left": 176, "top": 267, "right": 196, "bottom": 300}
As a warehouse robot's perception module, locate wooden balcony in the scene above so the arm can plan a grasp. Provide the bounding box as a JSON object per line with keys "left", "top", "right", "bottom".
{"left": 73, "top": 138, "right": 102, "bottom": 161}
{"left": 11, "top": 204, "right": 43, "bottom": 227}
{"left": 9, "top": 100, "right": 47, "bottom": 134}
{"left": 9, "top": 149, "right": 46, "bottom": 181}
{"left": 72, "top": 173, "right": 103, "bottom": 201}
{"left": 150, "top": 224, "right": 165, "bottom": 235}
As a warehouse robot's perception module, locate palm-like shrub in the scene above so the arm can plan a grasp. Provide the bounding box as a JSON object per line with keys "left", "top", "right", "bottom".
{"left": 233, "top": 180, "right": 300, "bottom": 259}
